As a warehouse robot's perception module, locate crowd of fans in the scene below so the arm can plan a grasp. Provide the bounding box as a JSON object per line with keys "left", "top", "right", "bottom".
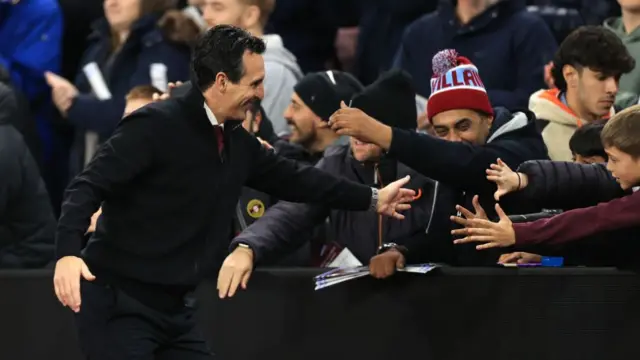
{"left": 2, "top": 0, "right": 640, "bottom": 273}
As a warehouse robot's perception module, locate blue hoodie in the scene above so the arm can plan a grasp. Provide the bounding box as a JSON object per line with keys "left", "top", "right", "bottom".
{"left": 0, "top": 0, "right": 63, "bottom": 161}
{"left": 393, "top": 0, "right": 557, "bottom": 110}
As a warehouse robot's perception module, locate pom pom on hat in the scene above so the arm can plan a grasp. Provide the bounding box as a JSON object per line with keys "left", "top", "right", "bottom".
{"left": 427, "top": 49, "right": 493, "bottom": 120}
{"left": 432, "top": 49, "right": 459, "bottom": 77}
{"left": 431, "top": 49, "right": 474, "bottom": 77}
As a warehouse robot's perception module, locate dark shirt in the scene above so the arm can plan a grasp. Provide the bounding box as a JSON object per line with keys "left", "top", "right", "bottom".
{"left": 55, "top": 85, "right": 374, "bottom": 309}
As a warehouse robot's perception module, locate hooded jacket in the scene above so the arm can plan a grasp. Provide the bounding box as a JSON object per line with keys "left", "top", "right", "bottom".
{"left": 0, "top": 82, "right": 56, "bottom": 268}
{"left": 389, "top": 107, "right": 549, "bottom": 265}
{"left": 604, "top": 17, "right": 640, "bottom": 109}
{"left": 393, "top": 0, "right": 556, "bottom": 110}
{"left": 262, "top": 34, "right": 304, "bottom": 137}
{"left": 529, "top": 88, "right": 614, "bottom": 161}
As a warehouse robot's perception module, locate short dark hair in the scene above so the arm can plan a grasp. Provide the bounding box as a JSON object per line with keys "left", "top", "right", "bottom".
{"left": 191, "top": 25, "right": 266, "bottom": 91}
{"left": 601, "top": 105, "right": 640, "bottom": 158}
{"left": 569, "top": 122, "right": 607, "bottom": 159}
{"left": 551, "top": 26, "right": 635, "bottom": 92}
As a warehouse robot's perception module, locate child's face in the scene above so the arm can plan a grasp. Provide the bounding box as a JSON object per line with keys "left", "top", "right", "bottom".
{"left": 605, "top": 146, "right": 640, "bottom": 190}
{"left": 573, "top": 154, "right": 607, "bottom": 165}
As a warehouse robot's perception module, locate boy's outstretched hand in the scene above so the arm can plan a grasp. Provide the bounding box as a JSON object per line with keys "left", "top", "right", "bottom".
{"left": 451, "top": 204, "right": 516, "bottom": 250}
{"left": 486, "top": 158, "right": 528, "bottom": 201}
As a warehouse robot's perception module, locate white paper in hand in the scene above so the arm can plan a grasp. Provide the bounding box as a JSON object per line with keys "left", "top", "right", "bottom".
{"left": 83, "top": 62, "right": 112, "bottom": 100}
{"left": 150, "top": 63, "right": 168, "bottom": 92}
{"left": 82, "top": 62, "right": 113, "bottom": 166}
{"left": 327, "top": 248, "right": 363, "bottom": 268}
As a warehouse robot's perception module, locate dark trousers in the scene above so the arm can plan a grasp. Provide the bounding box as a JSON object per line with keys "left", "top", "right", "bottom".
{"left": 75, "top": 281, "right": 214, "bottom": 360}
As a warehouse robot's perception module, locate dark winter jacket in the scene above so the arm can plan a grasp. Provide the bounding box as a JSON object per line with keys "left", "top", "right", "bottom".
{"left": 389, "top": 107, "right": 549, "bottom": 265}
{"left": 231, "top": 144, "right": 437, "bottom": 265}
{"left": 516, "top": 160, "right": 624, "bottom": 210}
{"left": 0, "top": 83, "right": 56, "bottom": 268}
{"left": 354, "top": 0, "right": 437, "bottom": 85}
{"left": 393, "top": 0, "right": 556, "bottom": 109}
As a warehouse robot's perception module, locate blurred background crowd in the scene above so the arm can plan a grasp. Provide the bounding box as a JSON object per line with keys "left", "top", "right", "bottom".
{"left": 2, "top": 0, "right": 638, "bottom": 271}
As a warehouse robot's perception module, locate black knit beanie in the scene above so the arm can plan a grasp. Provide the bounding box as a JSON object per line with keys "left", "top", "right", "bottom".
{"left": 294, "top": 70, "right": 364, "bottom": 121}
{"left": 349, "top": 69, "right": 417, "bottom": 130}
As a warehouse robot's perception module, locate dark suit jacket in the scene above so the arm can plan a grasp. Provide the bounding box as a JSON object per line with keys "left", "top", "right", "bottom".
{"left": 56, "top": 83, "right": 375, "bottom": 294}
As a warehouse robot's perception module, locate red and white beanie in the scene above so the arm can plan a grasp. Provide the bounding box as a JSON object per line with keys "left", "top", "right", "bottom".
{"left": 427, "top": 49, "right": 494, "bottom": 120}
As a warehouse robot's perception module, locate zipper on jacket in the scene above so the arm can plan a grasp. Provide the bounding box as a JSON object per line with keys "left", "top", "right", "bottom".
{"left": 374, "top": 164, "right": 384, "bottom": 249}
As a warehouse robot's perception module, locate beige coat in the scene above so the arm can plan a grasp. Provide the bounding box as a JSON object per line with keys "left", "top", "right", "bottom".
{"left": 529, "top": 89, "right": 613, "bottom": 161}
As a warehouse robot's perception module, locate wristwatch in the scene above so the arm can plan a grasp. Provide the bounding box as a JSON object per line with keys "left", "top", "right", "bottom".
{"left": 377, "top": 242, "right": 408, "bottom": 256}
{"left": 369, "top": 187, "right": 379, "bottom": 212}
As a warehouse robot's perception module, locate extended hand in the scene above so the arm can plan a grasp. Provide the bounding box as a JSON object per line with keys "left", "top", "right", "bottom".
{"left": 328, "top": 101, "right": 393, "bottom": 149}
{"left": 498, "top": 252, "right": 542, "bottom": 264}
{"left": 452, "top": 194, "right": 487, "bottom": 223}
{"left": 485, "top": 158, "right": 527, "bottom": 201}
{"left": 53, "top": 256, "right": 96, "bottom": 312}
{"left": 369, "top": 249, "right": 405, "bottom": 279}
{"left": 377, "top": 175, "right": 415, "bottom": 219}
{"left": 152, "top": 81, "right": 183, "bottom": 101}
{"left": 46, "top": 72, "right": 78, "bottom": 115}
{"left": 217, "top": 246, "right": 254, "bottom": 299}
{"left": 451, "top": 204, "right": 516, "bottom": 250}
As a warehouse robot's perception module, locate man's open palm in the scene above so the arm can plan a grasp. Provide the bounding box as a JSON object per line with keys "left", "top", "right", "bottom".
{"left": 377, "top": 175, "right": 415, "bottom": 219}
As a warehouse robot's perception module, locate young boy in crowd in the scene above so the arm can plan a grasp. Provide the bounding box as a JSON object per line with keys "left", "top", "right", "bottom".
{"left": 451, "top": 105, "right": 640, "bottom": 267}
{"left": 570, "top": 123, "right": 607, "bottom": 164}
{"left": 122, "top": 85, "right": 162, "bottom": 117}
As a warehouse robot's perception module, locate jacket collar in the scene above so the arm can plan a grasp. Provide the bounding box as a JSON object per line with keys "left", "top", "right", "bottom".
{"left": 180, "top": 83, "right": 243, "bottom": 133}
{"left": 438, "top": 0, "right": 525, "bottom": 34}
{"left": 347, "top": 149, "right": 398, "bottom": 187}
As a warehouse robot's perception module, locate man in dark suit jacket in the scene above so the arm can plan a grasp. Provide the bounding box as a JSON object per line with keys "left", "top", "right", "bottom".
{"left": 52, "top": 25, "right": 415, "bottom": 360}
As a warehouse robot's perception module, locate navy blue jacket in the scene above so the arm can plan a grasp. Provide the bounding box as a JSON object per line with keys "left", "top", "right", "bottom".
{"left": 393, "top": 0, "right": 557, "bottom": 110}
{"left": 389, "top": 108, "right": 549, "bottom": 265}
{"left": 67, "top": 14, "right": 191, "bottom": 174}
{"left": 355, "top": 0, "right": 437, "bottom": 85}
